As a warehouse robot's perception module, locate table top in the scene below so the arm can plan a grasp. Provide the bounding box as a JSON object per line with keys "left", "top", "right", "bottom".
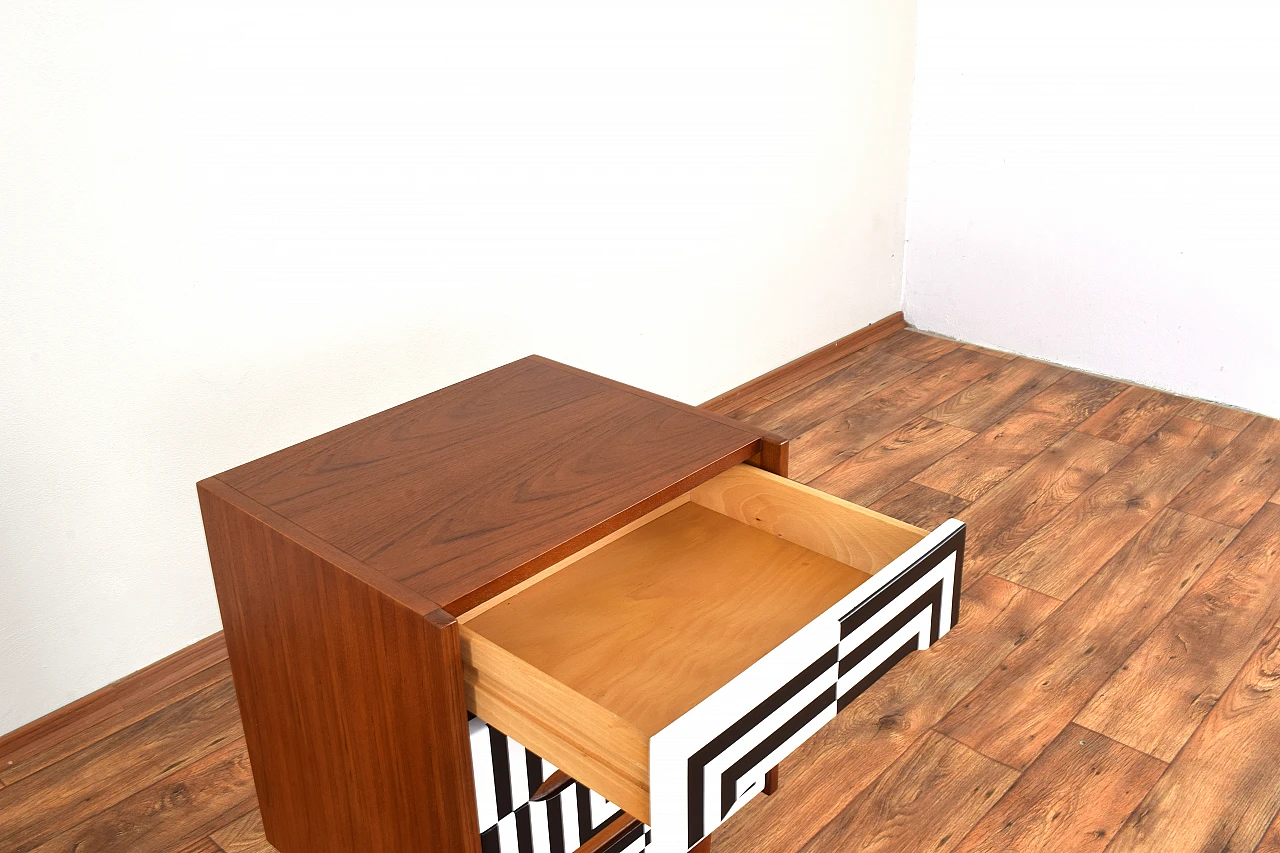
{"left": 215, "top": 355, "right": 778, "bottom": 615}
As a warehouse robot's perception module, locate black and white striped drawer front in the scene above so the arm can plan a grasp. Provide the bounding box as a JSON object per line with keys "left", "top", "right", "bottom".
{"left": 470, "top": 716, "right": 651, "bottom": 853}
{"left": 649, "top": 519, "right": 965, "bottom": 853}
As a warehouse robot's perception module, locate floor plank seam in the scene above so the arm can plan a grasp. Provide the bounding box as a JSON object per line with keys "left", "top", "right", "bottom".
{"left": 974, "top": 575, "right": 1067, "bottom": 603}
{"left": 1067, "top": 721, "right": 1171, "bottom": 766}
{"left": 1158, "top": 503, "right": 1247, "bottom": 532}
{"left": 928, "top": 726, "right": 1028, "bottom": 776}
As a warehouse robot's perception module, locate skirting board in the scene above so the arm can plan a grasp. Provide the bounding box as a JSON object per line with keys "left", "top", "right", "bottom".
{"left": 0, "top": 311, "right": 906, "bottom": 754}
{"left": 700, "top": 312, "right": 905, "bottom": 415}
{"left": 0, "top": 633, "right": 229, "bottom": 775}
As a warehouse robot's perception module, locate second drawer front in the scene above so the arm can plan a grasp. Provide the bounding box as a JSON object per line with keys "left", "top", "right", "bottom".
{"left": 470, "top": 715, "right": 650, "bottom": 853}
{"left": 649, "top": 520, "right": 965, "bottom": 853}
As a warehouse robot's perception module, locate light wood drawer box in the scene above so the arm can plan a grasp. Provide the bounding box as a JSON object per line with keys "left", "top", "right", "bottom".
{"left": 460, "top": 464, "right": 964, "bottom": 852}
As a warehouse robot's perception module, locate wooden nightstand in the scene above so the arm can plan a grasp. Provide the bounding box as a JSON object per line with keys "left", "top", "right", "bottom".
{"left": 199, "top": 356, "right": 964, "bottom": 853}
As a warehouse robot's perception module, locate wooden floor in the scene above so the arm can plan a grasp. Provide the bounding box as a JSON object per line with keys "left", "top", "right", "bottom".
{"left": 5, "top": 329, "right": 1280, "bottom": 853}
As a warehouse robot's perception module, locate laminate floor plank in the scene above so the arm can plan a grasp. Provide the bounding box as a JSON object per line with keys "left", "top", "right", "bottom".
{"left": 956, "top": 431, "right": 1132, "bottom": 588}
{"left": 1076, "top": 503, "right": 1280, "bottom": 762}
{"left": 726, "top": 397, "right": 773, "bottom": 419}
{"left": 805, "top": 417, "right": 975, "bottom": 506}
{"left": 1076, "top": 385, "right": 1188, "bottom": 447}
{"left": 1020, "top": 372, "right": 1127, "bottom": 424}
{"left": 211, "top": 810, "right": 274, "bottom": 853}
{"left": 28, "top": 740, "right": 256, "bottom": 853}
{"left": 0, "top": 678, "right": 243, "bottom": 853}
{"left": 1255, "top": 812, "right": 1280, "bottom": 853}
{"left": 747, "top": 349, "right": 926, "bottom": 437}
{"left": 993, "top": 417, "right": 1235, "bottom": 600}
{"left": 938, "top": 509, "right": 1236, "bottom": 770}
{"left": 869, "top": 482, "right": 971, "bottom": 531}
{"left": 795, "top": 731, "right": 1018, "bottom": 853}
{"left": 950, "top": 724, "right": 1164, "bottom": 853}
{"left": 914, "top": 408, "right": 1078, "bottom": 502}
{"left": 0, "top": 658, "right": 232, "bottom": 786}
{"left": 0, "top": 634, "right": 228, "bottom": 783}
{"left": 1172, "top": 415, "right": 1280, "bottom": 529}
{"left": 924, "top": 358, "right": 1068, "bottom": 433}
{"left": 790, "top": 348, "right": 1006, "bottom": 480}
{"left": 1105, "top": 622, "right": 1280, "bottom": 853}
{"left": 867, "top": 329, "right": 964, "bottom": 363}
{"left": 961, "top": 343, "right": 1017, "bottom": 361}
{"left": 1180, "top": 399, "right": 1257, "bottom": 432}
{"left": 914, "top": 372, "right": 1128, "bottom": 504}
{"left": 714, "top": 576, "right": 1059, "bottom": 853}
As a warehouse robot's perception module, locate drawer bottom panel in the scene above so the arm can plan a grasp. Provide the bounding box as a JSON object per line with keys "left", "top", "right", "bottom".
{"left": 469, "top": 715, "right": 651, "bottom": 853}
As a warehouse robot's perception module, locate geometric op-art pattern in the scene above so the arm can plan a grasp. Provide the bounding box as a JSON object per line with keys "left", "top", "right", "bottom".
{"left": 469, "top": 715, "right": 652, "bottom": 853}
{"left": 650, "top": 520, "right": 965, "bottom": 852}
{"left": 472, "top": 519, "right": 965, "bottom": 853}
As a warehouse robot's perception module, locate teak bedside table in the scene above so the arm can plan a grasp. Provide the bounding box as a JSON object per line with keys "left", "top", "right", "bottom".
{"left": 199, "top": 356, "right": 965, "bottom": 853}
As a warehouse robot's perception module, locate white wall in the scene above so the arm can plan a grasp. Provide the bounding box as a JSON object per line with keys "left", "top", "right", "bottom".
{"left": 905, "top": 0, "right": 1280, "bottom": 418}
{"left": 0, "top": 0, "right": 916, "bottom": 734}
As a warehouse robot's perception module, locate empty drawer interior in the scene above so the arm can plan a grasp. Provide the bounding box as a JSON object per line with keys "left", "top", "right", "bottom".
{"left": 459, "top": 464, "right": 927, "bottom": 824}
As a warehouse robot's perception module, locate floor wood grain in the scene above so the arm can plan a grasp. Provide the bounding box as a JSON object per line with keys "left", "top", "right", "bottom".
{"left": 1075, "top": 503, "right": 1280, "bottom": 761}
{"left": 950, "top": 723, "right": 1165, "bottom": 853}
{"left": 923, "top": 357, "right": 1068, "bottom": 433}
{"left": 789, "top": 347, "right": 1005, "bottom": 478}
{"left": 28, "top": 739, "right": 255, "bottom": 853}
{"left": 869, "top": 482, "right": 971, "bottom": 531}
{"left": 806, "top": 416, "right": 975, "bottom": 506}
{"left": 938, "top": 509, "right": 1236, "bottom": 770}
{"left": 1171, "top": 416, "right": 1280, "bottom": 529}
{"left": 0, "top": 679, "right": 243, "bottom": 853}
{"left": 3, "top": 328, "right": 1277, "bottom": 853}
{"left": 1076, "top": 385, "right": 1187, "bottom": 447}
{"left": 211, "top": 811, "right": 274, "bottom": 853}
{"left": 1104, "top": 622, "right": 1280, "bottom": 853}
{"left": 750, "top": 349, "right": 926, "bottom": 436}
{"left": 794, "top": 731, "right": 1018, "bottom": 853}
{"left": 869, "top": 328, "right": 965, "bottom": 363}
{"left": 1179, "top": 398, "right": 1257, "bottom": 432}
{"left": 954, "top": 430, "right": 1131, "bottom": 588}
{"left": 992, "top": 416, "right": 1234, "bottom": 599}
{"left": 913, "top": 408, "right": 1079, "bottom": 502}
{"left": 1255, "top": 812, "right": 1280, "bottom": 853}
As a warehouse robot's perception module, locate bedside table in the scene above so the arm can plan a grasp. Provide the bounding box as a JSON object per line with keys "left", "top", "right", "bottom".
{"left": 199, "top": 356, "right": 964, "bottom": 853}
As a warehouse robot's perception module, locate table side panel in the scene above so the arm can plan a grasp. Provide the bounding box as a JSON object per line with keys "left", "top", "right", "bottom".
{"left": 198, "top": 478, "right": 481, "bottom": 853}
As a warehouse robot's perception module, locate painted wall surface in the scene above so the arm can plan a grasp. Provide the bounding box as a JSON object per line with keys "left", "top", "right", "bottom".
{"left": 0, "top": 1, "right": 916, "bottom": 734}
{"left": 905, "top": 0, "right": 1280, "bottom": 417}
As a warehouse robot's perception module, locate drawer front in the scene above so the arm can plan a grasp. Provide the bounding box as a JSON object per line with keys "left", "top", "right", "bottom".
{"left": 470, "top": 715, "right": 652, "bottom": 853}
{"left": 650, "top": 520, "right": 965, "bottom": 853}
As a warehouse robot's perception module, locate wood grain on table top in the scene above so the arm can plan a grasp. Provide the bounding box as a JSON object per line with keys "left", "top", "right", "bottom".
{"left": 216, "top": 355, "right": 779, "bottom": 615}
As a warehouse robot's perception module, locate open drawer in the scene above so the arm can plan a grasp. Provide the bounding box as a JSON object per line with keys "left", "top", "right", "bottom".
{"left": 460, "top": 465, "right": 965, "bottom": 853}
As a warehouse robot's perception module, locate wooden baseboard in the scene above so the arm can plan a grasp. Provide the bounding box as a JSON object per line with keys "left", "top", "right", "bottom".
{"left": 0, "top": 633, "right": 228, "bottom": 765}
{"left": 1, "top": 315, "right": 904, "bottom": 748}
{"left": 700, "top": 312, "right": 905, "bottom": 415}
